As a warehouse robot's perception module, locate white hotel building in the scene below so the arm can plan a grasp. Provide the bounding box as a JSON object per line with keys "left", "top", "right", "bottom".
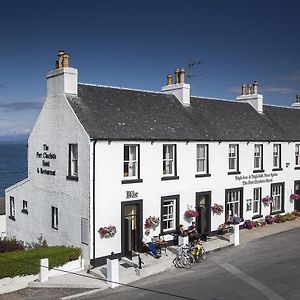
{"left": 5, "top": 52, "right": 300, "bottom": 266}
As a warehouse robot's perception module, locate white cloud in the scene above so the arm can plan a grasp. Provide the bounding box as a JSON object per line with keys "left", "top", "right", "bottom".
{"left": 261, "top": 86, "right": 295, "bottom": 95}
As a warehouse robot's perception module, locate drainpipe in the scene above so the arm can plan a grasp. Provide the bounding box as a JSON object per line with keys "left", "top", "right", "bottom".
{"left": 92, "top": 140, "right": 96, "bottom": 266}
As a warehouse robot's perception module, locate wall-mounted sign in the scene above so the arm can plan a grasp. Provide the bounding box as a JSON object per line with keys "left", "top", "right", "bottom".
{"left": 126, "top": 190, "right": 138, "bottom": 199}
{"left": 36, "top": 144, "right": 56, "bottom": 176}
{"left": 235, "top": 172, "right": 278, "bottom": 186}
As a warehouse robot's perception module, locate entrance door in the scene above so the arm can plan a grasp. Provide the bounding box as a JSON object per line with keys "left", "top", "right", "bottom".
{"left": 121, "top": 200, "right": 142, "bottom": 259}
{"left": 195, "top": 192, "right": 211, "bottom": 241}
{"left": 294, "top": 181, "right": 300, "bottom": 211}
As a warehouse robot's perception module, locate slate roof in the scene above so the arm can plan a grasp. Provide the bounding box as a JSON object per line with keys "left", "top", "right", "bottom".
{"left": 66, "top": 84, "right": 300, "bottom": 142}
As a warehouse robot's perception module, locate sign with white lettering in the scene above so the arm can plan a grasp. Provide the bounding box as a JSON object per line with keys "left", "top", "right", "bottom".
{"left": 36, "top": 144, "right": 56, "bottom": 176}
{"left": 235, "top": 172, "right": 278, "bottom": 186}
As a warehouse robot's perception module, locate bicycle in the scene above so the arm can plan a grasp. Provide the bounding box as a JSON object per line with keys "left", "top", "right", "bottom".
{"left": 191, "top": 239, "right": 206, "bottom": 263}
{"left": 173, "top": 244, "right": 195, "bottom": 268}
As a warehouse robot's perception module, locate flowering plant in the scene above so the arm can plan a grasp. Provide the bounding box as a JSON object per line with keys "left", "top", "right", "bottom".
{"left": 98, "top": 225, "right": 117, "bottom": 238}
{"left": 227, "top": 216, "right": 243, "bottom": 225}
{"left": 211, "top": 203, "right": 224, "bottom": 215}
{"left": 144, "top": 216, "right": 160, "bottom": 229}
{"left": 290, "top": 194, "right": 300, "bottom": 200}
{"left": 255, "top": 219, "right": 267, "bottom": 227}
{"left": 218, "top": 223, "right": 231, "bottom": 234}
{"left": 184, "top": 209, "right": 199, "bottom": 218}
{"left": 265, "top": 215, "right": 274, "bottom": 224}
{"left": 262, "top": 196, "right": 273, "bottom": 206}
{"left": 243, "top": 219, "right": 257, "bottom": 229}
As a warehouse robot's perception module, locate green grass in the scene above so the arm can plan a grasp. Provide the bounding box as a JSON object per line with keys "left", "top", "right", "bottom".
{"left": 0, "top": 246, "right": 82, "bottom": 279}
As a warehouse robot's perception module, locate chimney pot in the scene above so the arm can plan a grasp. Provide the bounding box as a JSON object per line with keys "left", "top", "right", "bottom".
{"left": 247, "top": 84, "right": 252, "bottom": 95}
{"left": 179, "top": 67, "right": 185, "bottom": 84}
{"left": 175, "top": 68, "right": 180, "bottom": 84}
{"left": 253, "top": 81, "right": 258, "bottom": 94}
{"left": 62, "top": 53, "right": 70, "bottom": 67}
{"left": 57, "top": 50, "right": 65, "bottom": 68}
{"left": 241, "top": 84, "right": 246, "bottom": 95}
{"left": 167, "top": 74, "right": 173, "bottom": 85}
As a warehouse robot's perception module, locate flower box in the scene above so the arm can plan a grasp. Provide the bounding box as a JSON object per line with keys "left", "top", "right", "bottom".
{"left": 98, "top": 225, "right": 117, "bottom": 238}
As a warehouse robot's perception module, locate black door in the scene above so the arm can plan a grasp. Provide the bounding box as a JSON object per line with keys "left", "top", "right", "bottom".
{"left": 195, "top": 192, "right": 211, "bottom": 241}
{"left": 294, "top": 181, "right": 300, "bottom": 211}
{"left": 121, "top": 200, "right": 143, "bottom": 259}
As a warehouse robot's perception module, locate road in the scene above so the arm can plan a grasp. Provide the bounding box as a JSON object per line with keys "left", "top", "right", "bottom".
{"left": 82, "top": 228, "right": 300, "bottom": 300}
{"left": 2, "top": 228, "right": 299, "bottom": 300}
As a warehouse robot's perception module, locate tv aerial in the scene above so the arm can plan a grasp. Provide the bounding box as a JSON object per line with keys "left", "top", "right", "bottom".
{"left": 186, "top": 59, "right": 202, "bottom": 83}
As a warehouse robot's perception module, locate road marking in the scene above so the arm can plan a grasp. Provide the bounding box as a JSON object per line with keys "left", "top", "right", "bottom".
{"left": 60, "top": 289, "right": 104, "bottom": 300}
{"left": 220, "top": 263, "right": 285, "bottom": 300}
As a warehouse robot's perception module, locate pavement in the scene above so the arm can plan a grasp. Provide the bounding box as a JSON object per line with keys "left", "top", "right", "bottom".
{"left": 28, "top": 217, "right": 300, "bottom": 294}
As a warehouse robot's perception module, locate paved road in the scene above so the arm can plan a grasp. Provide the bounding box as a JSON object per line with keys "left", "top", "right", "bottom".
{"left": 2, "top": 228, "right": 299, "bottom": 300}
{"left": 82, "top": 228, "right": 300, "bottom": 300}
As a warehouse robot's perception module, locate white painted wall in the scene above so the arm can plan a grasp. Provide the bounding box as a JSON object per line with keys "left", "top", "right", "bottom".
{"left": 5, "top": 93, "right": 91, "bottom": 265}
{"left": 93, "top": 140, "right": 299, "bottom": 259}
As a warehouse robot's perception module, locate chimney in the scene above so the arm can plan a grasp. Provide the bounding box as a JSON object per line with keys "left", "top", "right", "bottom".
{"left": 162, "top": 67, "right": 191, "bottom": 106}
{"left": 236, "top": 81, "right": 263, "bottom": 113}
{"left": 292, "top": 94, "right": 300, "bottom": 109}
{"left": 47, "top": 50, "right": 78, "bottom": 97}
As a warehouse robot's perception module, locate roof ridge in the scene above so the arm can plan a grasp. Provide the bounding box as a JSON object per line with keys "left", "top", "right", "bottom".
{"left": 263, "top": 103, "right": 294, "bottom": 109}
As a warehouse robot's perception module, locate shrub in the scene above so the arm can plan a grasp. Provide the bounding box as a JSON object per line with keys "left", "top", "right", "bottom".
{"left": 274, "top": 214, "right": 285, "bottom": 223}
{"left": 265, "top": 215, "right": 274, "bottom": 224}
{"left": 243, "top": 220, "right": 257, "bottom": 229}
{"left": 0, "top": 246, "right": 82, "bottom": 279}
{"left": 256, "top": 219, "right": 266, "bottom": 227}
{"left": 26, "top": 234, "right": 48, "bottom": 249}
{"left": 0, "top": 237, "right": 25, "bottom": 253}
{"left": 292, "top": 210, "right": 300, "bottom": 217}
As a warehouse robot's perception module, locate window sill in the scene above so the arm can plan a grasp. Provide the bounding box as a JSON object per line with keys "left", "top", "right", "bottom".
{"left": 161, "top": 176, "right": 179, "bottom": 181}
{"left": 270, "top": 210, "right": 285, "bottom": 215}
{"left": 21, "top": 209, "right": 28, "bottom": 215}
{"left": 252, "top": 214, "right": 263, "bottom": 220}
{"left": 66, "top": 175, "right": 79, "bottom": 181}
{"left": 9, "top": 216, "right": 15, "bottom": 221}
{"left": 294, "top": 166, "right": 300, "bottom": 170}
{"left": 122, "top": 179, "right": 143, "bottom": 184}
{"left": 253, "top": 169, "right": 265, "bottom": 174}
{"left": 52, "top": 227, "right": 58, "bottom": 231}
{"left": 272, "top": 168, "right": 283, "bottom": 172}
{"left": 195, "top": 173, "right": 211, "bottom": 178}
{"left": 227, "top": 171, "right": 241, "bottom": 175}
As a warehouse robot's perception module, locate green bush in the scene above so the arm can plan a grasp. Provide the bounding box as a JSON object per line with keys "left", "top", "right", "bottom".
{"left": 0, "top": 237, "right": 25, "bottom": 253}
{"left": 0, "top": 246, "right": 82, "bottom": 279}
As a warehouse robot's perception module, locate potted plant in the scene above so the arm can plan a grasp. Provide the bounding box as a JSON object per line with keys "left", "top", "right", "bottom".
{"left": 144, "top": 216, "right": 160, "bottom": 229}
{"left": 211, "top": 203, "right": 224, "bottom": 215}
{"left": 98, "top": 225, "right": 117, "bottom": 238}
{"left": 218, "top": 223, "right": 231, "bottom": 235}
{"left": 265, "top": 215, "right": 274, "bottom": 224}
{"left": 227, "top": 216, "right": 243, "bottom": 225}
{"left": 262, "top": 196, "right": 273, "bottom": 206}
{"left": 243, "top": 219, "right": 257, "bottom": 229}
{"left": 184, "top": 209, "right": 199, "bottom": 218}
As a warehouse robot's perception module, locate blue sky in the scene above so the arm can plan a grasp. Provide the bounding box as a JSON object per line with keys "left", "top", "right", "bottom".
{"left": 1, "top": 0, "right": 300, "bottom": 140}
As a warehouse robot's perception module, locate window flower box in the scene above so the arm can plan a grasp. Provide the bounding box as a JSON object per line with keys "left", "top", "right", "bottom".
{"left": 98, "top": 225, "right": 117, "bottom": 238}
{"left": 211, "top": 203, "right": 224, "bottom": 215}
{"left": 144, "top": 216, "right": 160, "bottom": 229}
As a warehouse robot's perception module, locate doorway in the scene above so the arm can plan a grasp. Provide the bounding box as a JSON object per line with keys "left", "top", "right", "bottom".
{"left": 195, "top": 192, "right": 211, "bottom": 240}
{"left": 121, "top": 200, "right": 143, "bottom": 259}
{"left": 294, "top": 181, "right": 300, "bottom": 211}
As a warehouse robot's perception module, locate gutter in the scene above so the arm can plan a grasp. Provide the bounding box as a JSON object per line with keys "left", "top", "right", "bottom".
{"left": 92, "top": 140, "right": 96, "bottom": 266}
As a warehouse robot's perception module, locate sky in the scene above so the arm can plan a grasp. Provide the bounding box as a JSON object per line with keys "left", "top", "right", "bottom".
{"left": 1, "top": 0, "right": 300, "bottom": 140}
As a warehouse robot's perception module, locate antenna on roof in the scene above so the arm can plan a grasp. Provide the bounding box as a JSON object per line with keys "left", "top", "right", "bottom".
{"left": 186, "top": 59, "right": 202, "bottom": 83}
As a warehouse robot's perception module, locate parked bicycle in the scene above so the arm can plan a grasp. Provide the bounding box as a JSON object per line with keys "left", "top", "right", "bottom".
{"left": 190, "top": 239, "right": 206, "bottom": 262}
{"left": 173, "top": 244, "right": 195, "bottom": 268}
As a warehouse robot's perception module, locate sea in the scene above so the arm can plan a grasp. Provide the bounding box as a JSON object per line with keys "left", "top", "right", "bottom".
{"left": 0, "top": 144, "right": 28, "bottom": 197}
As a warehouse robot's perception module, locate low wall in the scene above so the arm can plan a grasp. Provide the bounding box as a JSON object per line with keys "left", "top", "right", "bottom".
{"left": 0, "top": 256, "right": 84, "bottom": 294}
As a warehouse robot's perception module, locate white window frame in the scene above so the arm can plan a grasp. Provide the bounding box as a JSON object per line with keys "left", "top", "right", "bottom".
{"left": 295, "top": 144, "right": 300, "bottom": 167}
{"left": 162, "top": 199, "right": 176, "bottom": 232}
{"left": 51, "top": 206, "right": 58, "bottom": 230}
{"left": 273, "top": 144, "right": 281, "bottom": 169}
{"left": 254, "top": 144, "right": 263, "bottom": 170}
{"left": 271, "top": 184, "right": 283, "bottom": 213}
{"left": 124, "top": 145, "right": 139, "bottom": 179}
{"left": 163, "top": 144, "right": 175, "bottom": 176}
{"left": 226, "top": 189, "right": 241, "bottom": 220}
{"left": 69, "top": 144, "right": 78, "bottom": 177}
{"left": 253, "top": 188, "right": 261, "bottom": 215}
{"left": 9, "top": 196, "right": 15, "bottom": 219}
{"left": 229, "top": 144, "right": 238, "bottom": 172}
{"left": 196, "top": 144, "right": 208, "bottom": 174}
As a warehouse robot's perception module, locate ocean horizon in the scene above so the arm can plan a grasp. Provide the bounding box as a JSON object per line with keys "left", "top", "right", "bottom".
{"left": 0, "top": 143, "right": 28, "bottom": 197}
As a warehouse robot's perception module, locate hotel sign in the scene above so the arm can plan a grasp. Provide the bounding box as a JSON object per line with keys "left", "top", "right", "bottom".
{"left": 36, "top": 144, "right": 56, "bottom": 176}
{"left": 235, "top": 172, "right": 278, "bottom": 186}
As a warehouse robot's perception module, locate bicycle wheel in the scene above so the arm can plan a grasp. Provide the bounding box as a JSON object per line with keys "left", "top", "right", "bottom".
{"left": 199, "top": 248, "right": 206, "bottom": 262}
{"left": 173, "top": 256, "right": 183, "bottom": 268}
{"left": 181, "top": 253, "right": 195, "bottom": 269}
